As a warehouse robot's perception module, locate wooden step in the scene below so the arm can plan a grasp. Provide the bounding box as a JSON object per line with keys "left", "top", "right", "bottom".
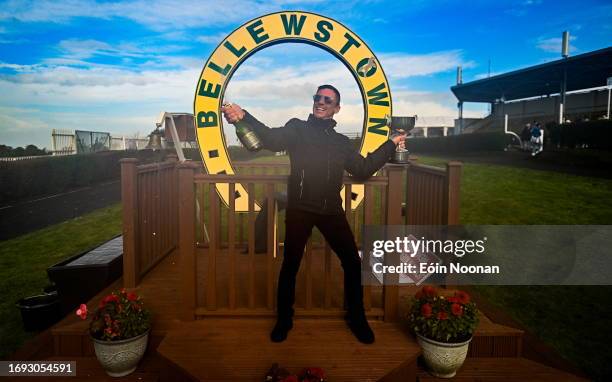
{"left": 469, "top": 312, "right": 523, "bottom": 358}
{"left": 157, "top": 318, "right": 420, "bottom": 381}
{"left": 417, "top": 357, "right": 587, "bottom": 381}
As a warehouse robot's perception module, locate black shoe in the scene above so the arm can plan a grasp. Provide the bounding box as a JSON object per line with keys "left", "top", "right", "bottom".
{"left": 345, "top": 314, "right": 375, "bottom": 344}
{"left": 270, "top": 318, "right": 293, "bottom": 342}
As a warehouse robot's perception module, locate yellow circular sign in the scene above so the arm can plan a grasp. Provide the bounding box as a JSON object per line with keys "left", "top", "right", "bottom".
{"left": 194, "top": 11, "right": 392, "bottom": 212}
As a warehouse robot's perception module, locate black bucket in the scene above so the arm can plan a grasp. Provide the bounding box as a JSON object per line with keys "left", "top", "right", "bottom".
{"left": 43, "top": 283, "right": 57, "bottom": 294}
{"left": 16, "top": 292, "right": 61, "bottom": 332}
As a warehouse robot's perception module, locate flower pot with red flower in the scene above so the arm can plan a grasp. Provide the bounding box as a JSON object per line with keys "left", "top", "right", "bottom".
{"left": 76, "top": 289, "right": 151, "bottom": 377}
{"left": 408, "top": 286, "right": 478, "bottom": 378}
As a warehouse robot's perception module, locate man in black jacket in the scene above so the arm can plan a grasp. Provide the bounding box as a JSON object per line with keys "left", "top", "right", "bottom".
{"left": 222, "top": 85, "right": 406, "bottom": 344}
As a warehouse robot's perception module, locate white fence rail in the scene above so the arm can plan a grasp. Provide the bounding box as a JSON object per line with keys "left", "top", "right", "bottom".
{"left": 0, "top": 155, "right": 53, "bottom": 162}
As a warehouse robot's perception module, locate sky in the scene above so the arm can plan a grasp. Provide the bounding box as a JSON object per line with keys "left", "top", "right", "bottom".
{"left": 0, "top": 0, "right": 610, "bottom": 149}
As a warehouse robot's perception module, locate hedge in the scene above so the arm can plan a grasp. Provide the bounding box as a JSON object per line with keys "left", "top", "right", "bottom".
{"left": 0, "top": 150, "right": 164, "bottom": 205}
{"left": 406, "top": 132, "right": 508, "bottom": 153}
{"left": 546, "top": 119, "right": 612, "bottom": 150}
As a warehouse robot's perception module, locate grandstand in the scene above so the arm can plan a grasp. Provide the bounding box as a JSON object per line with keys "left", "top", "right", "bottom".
{"left": 451, "top": 46, "right": 612, "bottom": 135}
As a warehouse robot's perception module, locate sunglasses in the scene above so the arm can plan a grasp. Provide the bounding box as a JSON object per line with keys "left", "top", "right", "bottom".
{"left": 313, "top": 94, "right": 336, "bottom": 105}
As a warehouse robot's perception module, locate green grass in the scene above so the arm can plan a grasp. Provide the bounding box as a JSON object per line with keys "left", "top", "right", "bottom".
{"left": 0, "top": 204, "right": 122, "bottom": 358}
{"left": 470, "top": 285, "right": 611, "bottom": 381}
{"left": 417, "top": 156, "right": 612, "bottom": 224}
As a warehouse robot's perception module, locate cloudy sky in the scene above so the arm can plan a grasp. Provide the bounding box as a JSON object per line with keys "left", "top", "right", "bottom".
{"left": 0, "top": 0, "right": 610, "bottom": 148}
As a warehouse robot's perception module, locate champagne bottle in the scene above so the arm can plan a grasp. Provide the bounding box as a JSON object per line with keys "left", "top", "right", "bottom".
{"left": 224, "top": 102, "right": 262, "bottom": 152}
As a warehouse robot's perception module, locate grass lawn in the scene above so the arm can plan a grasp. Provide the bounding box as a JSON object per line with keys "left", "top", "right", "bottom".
{"left": 0, "top": 204, "right": 122, "bottom": 358}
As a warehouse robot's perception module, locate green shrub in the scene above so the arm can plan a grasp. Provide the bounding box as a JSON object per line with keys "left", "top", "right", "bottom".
{"left": 546, "top": 119, "right": 612, "bottom": 150}
{"left": 0, "top": 150, "right": 165, "bottom": 204}
{"left": 407, "top": 132, "right": 507, "bottom": 153}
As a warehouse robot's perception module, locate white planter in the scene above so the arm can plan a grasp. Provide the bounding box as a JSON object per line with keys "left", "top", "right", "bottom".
{"left": 92, "top": 330, "right": 149, "bottom": 377}
{"left": 416, "top": 333, "right": 472, "bottom": 378}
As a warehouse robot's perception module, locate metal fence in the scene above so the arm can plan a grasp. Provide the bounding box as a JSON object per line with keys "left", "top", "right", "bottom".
{"left": 51, "top": 129, "right": 148, "bottom": 155}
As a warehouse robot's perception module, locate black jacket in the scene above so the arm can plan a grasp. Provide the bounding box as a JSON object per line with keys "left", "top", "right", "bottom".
{"left": 242, "top": 111, "right": 396, "bottom": 215}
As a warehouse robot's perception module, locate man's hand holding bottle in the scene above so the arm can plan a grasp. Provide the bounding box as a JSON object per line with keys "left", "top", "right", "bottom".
{"left": 221, "top": 103, "right": 245, "bottom": 124}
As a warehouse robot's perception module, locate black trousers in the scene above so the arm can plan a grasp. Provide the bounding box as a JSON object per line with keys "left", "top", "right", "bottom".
{"left": 277, "top": 208, "right": 364, "bottom": 320}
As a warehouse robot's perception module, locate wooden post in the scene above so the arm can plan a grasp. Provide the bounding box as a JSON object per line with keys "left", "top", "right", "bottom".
{"left": 383, "top": 164, "right": 405, "bottom": 322}
{"left": 266, "top": 183, "right": 275, "bottom": 310}
{"left": 247, "top": 183, "right": 256, "bottom": 309}
{"left": 363, "top": 184, "right": 374, "bottom": 311}
{"left": 120, "top": 158, "right": 139, "bottom": 288}
{"left": 207, "top": 184, "right": 218, "bottom": 310}
{"left": 228, "top": 183, "right": 236, "bottom": 310}
{"left": 178, "top": 162, "right": 196, "bottom": 321}
{"left": 445, "top": 161, "right": 462, "bottom": 225}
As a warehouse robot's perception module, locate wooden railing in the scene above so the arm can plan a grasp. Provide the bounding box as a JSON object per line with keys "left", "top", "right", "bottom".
{"left": 178, "top": 163, "right": 402, "bottom": 321}
{"left": 120, "top": 157, "right": 462, "bottom": 321}
{"left": 121, "top": 156, "right": 179, "bottom": 287}
{"left": 405, "top": 162, "right": 462, "bottom": 225}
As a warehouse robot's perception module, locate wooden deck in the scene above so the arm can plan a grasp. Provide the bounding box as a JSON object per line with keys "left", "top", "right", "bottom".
{"left": 158, "top": 319, "right": 419, "bottom": 381}
{"left": 36, "top": 246, "right": 584, "bottom": 381}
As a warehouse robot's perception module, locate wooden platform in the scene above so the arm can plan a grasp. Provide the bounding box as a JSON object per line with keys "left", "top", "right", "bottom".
{"left": 158, "top": 319, "right": 419, "bottom": 381}
{"left": 41, "top": 249, "right": 585, "bottom": 381}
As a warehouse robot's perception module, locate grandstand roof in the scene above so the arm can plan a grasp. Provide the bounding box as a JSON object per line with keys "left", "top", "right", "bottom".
{"left": 451, "top": 47, "right": 612, "bottom": 103}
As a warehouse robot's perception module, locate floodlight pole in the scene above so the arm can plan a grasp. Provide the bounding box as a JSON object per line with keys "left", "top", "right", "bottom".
{"left": 457, "top": 66, "right": 463, "bottom": 134}
{"left": 559, "top": 31, "right": 569, "bottom": 124}
{"left": 607, "top": 77, "right": 612, "bottom": 120}
{"left": 559, "top": 61, "right": 567, "bottom": 124}
{"left": 606, "top": 86, "right": 612, "bottom": 119}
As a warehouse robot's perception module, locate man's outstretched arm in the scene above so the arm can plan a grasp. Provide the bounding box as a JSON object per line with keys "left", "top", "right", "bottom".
{"left": 344, "top": 134, "right": 406, "bottom": 180}
{"left": 222, "top": 104, "right": 296, "bottom": 152}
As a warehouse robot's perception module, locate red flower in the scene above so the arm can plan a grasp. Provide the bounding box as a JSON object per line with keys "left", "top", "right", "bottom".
{"left": 422, "top": 285, "right": 437, "bottom": 297}
{"left": 127, "top": 292, "right": 138, "bottom": 302}
{"left": 455, "top": 291, "right": 470, "bottom": 304}
{"left": 102, "top": 294, "right": 119, "bottom": 305}
{"left": 437, "top": 311, "right": 448, "bottom": 320}
{"left": 451, "top": 303, "right": 463, "bottom": 316}
{"left": 421, "top": 303, "right": 433, "bottom": 318}
{"left": 75, "top": 304, "right": 88, "bottom": 320}
{"left": 299, "top": 367, "right": 326, "bottom": 381}
{"left": 446, "top": 296, "right": 459, "bottom": 303}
